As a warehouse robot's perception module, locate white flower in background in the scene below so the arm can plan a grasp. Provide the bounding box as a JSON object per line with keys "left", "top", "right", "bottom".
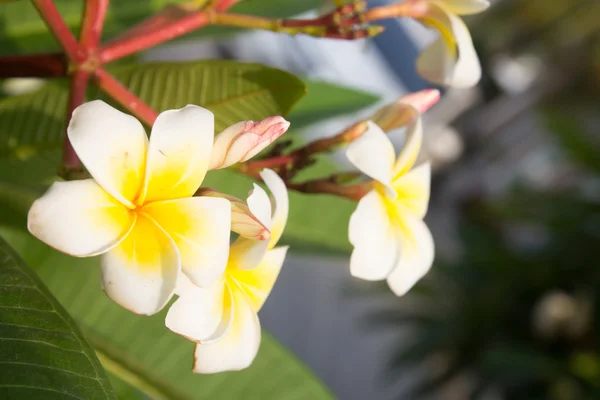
{"left": 209, "top": 116, "right": 290, "bottom": 170}
{"left": 28, "top": 100, "right": 232, "bottom": 315}
{"left": 346, "top": 107, "right": 434, "bottom": 296}
{"left": 414, "top": 0, "right": 490, "bottom": 87}
{"left": 166, "top": 169, "right": 289, "bottom": 373}
{"left": 2, "top": 78, "right": 46, "bottom": 96}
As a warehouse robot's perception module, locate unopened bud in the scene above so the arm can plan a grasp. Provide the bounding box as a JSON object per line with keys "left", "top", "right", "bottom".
{"left": 196, "top": 188, "right": 271, "bottom": 241}
{"left": 370, "top": 89, "right": 440, "bottom": 132}
{"left": 209, "top": 116, "right": 290, "bottom": 170}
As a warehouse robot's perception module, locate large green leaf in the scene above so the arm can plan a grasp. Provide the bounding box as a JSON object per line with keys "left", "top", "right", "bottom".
{"left": 287, "top": 80, "right": 379, "bottom": 130}
{"left": 1, "top": 228, "right": 333, "bottom": 399}
{"left": 0, "top": 0, "right": 322, "bottom": 56}
{"left": 0, "top": 60, "right": 305, "bottom": 159}
{"left": 0, "top": 236, "right": 116, "bottom": 399}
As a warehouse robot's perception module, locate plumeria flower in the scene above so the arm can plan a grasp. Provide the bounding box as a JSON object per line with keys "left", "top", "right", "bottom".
{"left": 413, "top": 0, "right": 490, "bottom": 87}
{"left": 346, "top": 106, "right": 434, "bottom": 296}
{"left": 166, "top": 169, "right": 289, "bottom": 373}
{"left": 28, "top": 100, "right": 232, "bottom": 315}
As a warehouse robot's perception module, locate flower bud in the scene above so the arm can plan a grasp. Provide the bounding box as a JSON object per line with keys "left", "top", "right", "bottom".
{"left": 196, "top": 188, "right": 270, "bottom": 241}
{"left": 371, "top": 89, "right": 440, "bottom": 132}
{"left": 209, "top": 116, "right": 290, "bottom": 170}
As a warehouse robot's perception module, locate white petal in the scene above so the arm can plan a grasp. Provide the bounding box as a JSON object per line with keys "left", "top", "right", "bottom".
{"left": 197, "top": 188, "right": 270, "bottom": 241}
{"left": 247, "top": 184, "right": 272, "bottom": 230}
{"left": 348, "top": 190, "right": 399, "bottom": 281}
{"left": 228, "top": 237, "right": 270, "bottom": 271}
{"left": 416, "top": 4, "right": 482, "bottom": 88}
{"left": 386, "top": 209, "right": 435, "bottom": 296}
{"left": 437, "top": 0, "right": 490, "bottom": 15}
{"left": 100, "top": 213, "right": 180, "bottom": 315}
{"left": 67, "top": 100, "right": 147, "bottom": 207}
{"left": 166, "top": 275, "right": 231, "bottom": 342}
{"left": 392, "top": 108, "right": 423, "bottom": 179}
{"left": 27, "top": 179, "right": 135, "bottom": 257}
{"left": 229, "top": 246, "right": 288, "bottom": 312}
{"left": 392, "top": 163, "right": 431, "bottom": 219}
{"left": 193, "top": 284, "right": 261, "bottom": 374}
{"left": 142, "top": 196, "right": 231, "bottom": 288}
{"left": 260, "top": 169, "right": 289, "bottom": 248}
{"left": 139, "top": 105, "right": 214, "bottom": 204}
{"left": 346, "top": 121, "right": 396, "bottom": 197}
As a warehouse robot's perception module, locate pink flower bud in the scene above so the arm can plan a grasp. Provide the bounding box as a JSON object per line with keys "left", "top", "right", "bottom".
{"left": 371, "top": 89, "right": 440, "bottom": 132}
{"left": 209, "top": 116, "right": 290, "bottom": 170}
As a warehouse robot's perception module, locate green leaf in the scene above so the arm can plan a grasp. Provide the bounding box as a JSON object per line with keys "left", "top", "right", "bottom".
{"left": 0, "top": 235, "right": 116, "bottom": 399}
{"left": 287, "top": 80, "right": 380, "bottom": 130}
{"left": 0, "top": 60, "right": 305, "bottom": 160}
{"left": 0, "top": 0, "right": 322, "bottom": 56}
{"left": 102, "top": 60, "right": 306, "bottom": 132}
{"left": 1, "top": 229, "right": 333, "bottom": 399}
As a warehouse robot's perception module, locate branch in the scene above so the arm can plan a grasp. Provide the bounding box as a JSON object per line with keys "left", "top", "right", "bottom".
{"left": 94, "top": 68, "right": 159, "bottom": 125}
{"left": 80, "top": 0, "right": 110, "bottom": 49}
{"left": 286, "top": 175, "right": 371, "bottom": 201}
{"left": 0, "top": 53, "right": 67, "bottom": 77}
{"left": 32, "top": 0, "right": 86, "bottom": 63}
{"left": 60, "top": 70, "right": 90, "bottom": 176}
{"left": 99, "top": 9, "right": 213, "bottom": 63}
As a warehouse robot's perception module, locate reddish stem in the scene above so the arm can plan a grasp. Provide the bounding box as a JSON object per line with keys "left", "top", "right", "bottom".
{"left": 62, "top": 70, "right": 90, "bottom": 172}
{"left": 0, "top": 53, "right": 67, "bottom": 77}
{"left": 32, "top": 0, "right": 86, "bottom": 63}
{"left": 240, "top": 155, "right": 297, "bottom": 171}
{"left": 99, "top": 11, "right": 212, "bottom": 63}
{"left": 80, "top": 0, "right": 110, "bottom": 49}
{"left": 108, "top": 4, "right": 195, "bottom": 43}
{"left": 286, "top": 178, "right": 371, "bottom": 201}
{"left": 94, "top": 68, "right": 159, "bottom": 125}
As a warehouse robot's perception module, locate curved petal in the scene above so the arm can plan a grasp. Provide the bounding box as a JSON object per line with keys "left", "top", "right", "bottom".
{"left": 247, "top": 184, "right": 272, "bottom": 230}
{"left": 392, "top": 108, "right": 423, "bottom": 179}
{"left": 100, "top": 213, "right": 180, "bottom": 315}
{"left": 417, "top": 4, "right": 482, "bottom": 88}
{"left": 436, "top": 0, "right": 490, "bottom": 15}
{"left": 166, "top": 275, "right": 231, "bottom": 343}
{"left": 229, "top": 246, "right": 288, "bottom": 312}
{"left": 260, "top": 169, "right": 289, "bottom": 248}
{"left": 193, "top": 284, "right": 261, "bottom": 374}
{"left": 392, "top": 163, "right": 431, "bottom": 219}
{"left": 196, "top": 188, "right": 270, "bottom": 241}
{"left": 348, "top": 190, "right": 399, "bottom": 281}
{"left": 142, "top": 196, "right": 231, "bottom": 288}
{"left": 140, "top": 105, "right": 214, "bottom": 204}
{"left": 67, "top": 101, "right": 147, "bottom": 208}
{"left": 386, "top": 208, "right": 435, "bottom": 296}
{"left": 27, "top": 179, "right": 135, "bottom": 257}
{"left": 346, "top": 121, "right": 395, "bottom": 193}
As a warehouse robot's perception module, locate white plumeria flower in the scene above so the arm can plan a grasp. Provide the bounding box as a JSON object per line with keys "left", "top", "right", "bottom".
{"left": 346, "top": 108, "right": 434, "bottom": 296}
{"left": 166, "top": 168, "right": 289, "bottom": 373}
{"left": 27, "top": 100, "right": 232, "bottom": 315}
{"left": 415, "top": 0, "right": 490, "bottom": 87}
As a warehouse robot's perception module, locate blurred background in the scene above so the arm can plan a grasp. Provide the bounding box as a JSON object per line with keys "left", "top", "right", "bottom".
{"left": 2, "top": 0, "right": 599, "bottom": 399}
{"left": 146, "top": 0, "right": 600, "bottom": 399}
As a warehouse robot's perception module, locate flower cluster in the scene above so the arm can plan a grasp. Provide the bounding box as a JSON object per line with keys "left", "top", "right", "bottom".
{"left": 28, "top": 100, "right": 289, "bottom": 373}
{"left": 348, "top": 104, "right": 434, "bottom": 295}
